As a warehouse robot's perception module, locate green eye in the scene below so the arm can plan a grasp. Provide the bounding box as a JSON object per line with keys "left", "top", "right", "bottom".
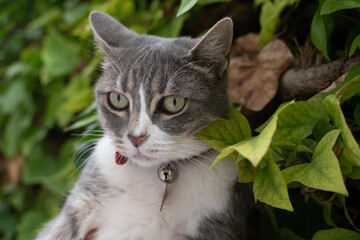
{"left": 162, "top": 96, "right": 185, "bottom": 114}
{"left": 108, "top": 92, "right": 129, "bottom": 110}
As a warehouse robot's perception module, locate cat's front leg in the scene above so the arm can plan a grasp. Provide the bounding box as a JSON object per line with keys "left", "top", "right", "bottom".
{"left": 36, "top": 195, "right": 99, "bottom": 240}
{"left": 37, "top": 162, "right": 107, "bottom": 240}
{"left": 36, "top": 212, "right": 75, "bottom": 240}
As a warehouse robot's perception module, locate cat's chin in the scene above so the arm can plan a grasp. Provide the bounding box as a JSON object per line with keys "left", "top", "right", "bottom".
{"left": 129, "top": 157, "right": 169, "bottom": 168}
{"left": 127, "top": 152, "right": 166, "bottom": 168}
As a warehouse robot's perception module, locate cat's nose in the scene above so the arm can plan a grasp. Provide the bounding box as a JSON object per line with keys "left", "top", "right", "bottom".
{"left": 127, "top": 135, "right": 148, "bottom": 148}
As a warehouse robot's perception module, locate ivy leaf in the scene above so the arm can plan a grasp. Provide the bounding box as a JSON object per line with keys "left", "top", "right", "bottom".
{"left": 272, "top": 101, "right": 329, "bottom": 141}
{"left": 347, "top": 166, "right": 360, "bottom": 180}
{"left": 349, "top": 35, "right": 360, "bottom": 57}
{"left": 312, "top": 228, "right": 360, "bottom": 240}
{"left": 211, "top": 102, "right": 293, "bottom": 168}
{"left": 337, "top": 195, "right": 360, "bottom": 231}
{"left": 336, "top": 75, "right": 360, "bottom": 103}
{"left": 320, "top": 0, "right": 360, "bottom": 15}
{"left": 237, "top": 159, "right": 259, "bottom": 183}
{"left": 177, "top": 0, "right": 198, "bottom": 17}
{"left": 196, "top": 108, "right": 251, "bottom": 154}
{"left": 253, "top": 151, "right": 293, "bottom": 211}
{"left": 282, "top": 130, "right": 348, "bottom": 196}
{"left": 312, "top": 119, "right": 333, "bottom": 142}
{"left": 323, "top": 95, "right": 360, "bottom": 167}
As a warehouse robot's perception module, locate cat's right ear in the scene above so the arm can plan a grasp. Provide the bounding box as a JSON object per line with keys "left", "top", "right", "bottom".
{"left": 89, "top": 11, "right": 138, "bottom": 52}
{"left": 189, "top": 18, "right": 233, "bottom": 75}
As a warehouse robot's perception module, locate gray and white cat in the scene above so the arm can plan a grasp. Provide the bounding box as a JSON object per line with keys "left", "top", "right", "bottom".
{"left": 37, "top": 11, "right": 250, "bottom": 240}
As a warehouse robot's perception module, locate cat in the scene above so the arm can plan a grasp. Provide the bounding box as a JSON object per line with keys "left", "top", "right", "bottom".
{"left": 36, "top": 11, "right": 251, "bottom": 240}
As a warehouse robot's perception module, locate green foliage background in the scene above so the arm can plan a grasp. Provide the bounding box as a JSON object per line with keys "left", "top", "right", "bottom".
{"left": 0, "top": 0, "right": 359, "bottom": 239}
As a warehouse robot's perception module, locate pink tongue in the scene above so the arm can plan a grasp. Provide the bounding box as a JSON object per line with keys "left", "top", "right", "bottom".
{"left": 115, "top": 151, "right": 128, "bottom": 165}
{"left": 84, "top": 229, "right": 97, "bottom": 240}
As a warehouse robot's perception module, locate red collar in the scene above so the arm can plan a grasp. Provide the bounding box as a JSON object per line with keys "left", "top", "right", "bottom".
{"left": 115, "top": 149, "right": 212, "bottom": 166}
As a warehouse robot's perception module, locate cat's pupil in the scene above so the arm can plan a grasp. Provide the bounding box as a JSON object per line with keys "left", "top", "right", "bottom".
{"left": 117, "top": 94, "right": 121, "bottom": 102}
{"left": 173, "top": 98, "right": 176, "bottom": 106}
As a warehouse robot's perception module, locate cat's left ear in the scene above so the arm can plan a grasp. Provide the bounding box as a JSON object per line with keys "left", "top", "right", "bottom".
{"left": 190, "top": 18, "right": 233, "bottom": 75}
{"left": 89, "top": 11, "right": 138, "bottom": 52}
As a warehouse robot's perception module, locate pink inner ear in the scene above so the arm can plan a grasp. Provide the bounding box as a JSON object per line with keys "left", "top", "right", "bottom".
{"left": 84, "top": 229, "right": 97, "bottom": 240}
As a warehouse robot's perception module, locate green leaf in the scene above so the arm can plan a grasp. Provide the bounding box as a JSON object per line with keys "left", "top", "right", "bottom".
{"left": 323, "top": 95, "right": 360, "bottom": 167}
{"left": 282, "top": 130, "right": 348, "bottom": 196}
{"left": 272, "top": 101, "right": 329, "bottom": 141}
{"left": 337, "top": 195, "right": 360, "bottom": 231}
{"left": 62, "top": 3, "right": 89, "bottom": 25}
{"left": 323, "top": 203, "right": 337, "bottom": 228}
{"left": 312, "top": 228, "right": 360, "bottom": 240}
{"left": 177, "top": 0, "right": 198, "bottom": 17}
{"left": 336, "top": 75, "right": 360, "bottom": 103}
{"left": 26, "top": 8, "right": 61, "bottom": 31}
{"left": 64, "top": 114, "right": 98, "bottom": 132}
{"left": 61, "top": 87, "right": 93, "bottom": 112}
{"left": 22, "top": 127, "right": 47, "bottom": 156}
{"left": 2, "top": 110, "right": 32, "bottom": 157}
{"left": 211, "top": 102, "right": 293, "bottom": 167}
{"left": 196, "top": 108, "right": 252, "bottom": 154}
{"left": 41, "top": 28, "right": 80, "bottom": 84}
{"left": 17, "top": 210, "right": 47, "bottom": 240}
{"left": 253, "top": 151, "right": 294, "bottom": 211}
{"left": 0, "top": 80, "right": 28, "bottom": 114}
{"left": 354, "top": 103, "right": 360, "bottom": 127}
{"left": 198, "top": 0, "right": 230, "bottom": 4}
{"left": 0, "top": 202, "right": 16, "bottom": 240}
{"left": 321, "top": 0, "right": 360, "bottom": 15}
{"left": 237, "top": 159, "right": 259, "bottom": 183}
{"left": 312, "top": 119, "right": 333, "bottom": 142}
{"left": 23, "top": 155, "right": 74, "bottom": 185}
{"left": 258, "top": 0, "right": 290, "bottom": 48}
{"left": 149, "top": 15, "right": 187, "bottom": 38}
{"left": 255, "top": 0, "right": 267, "bottom": 7}
{"left": 311, "top": 64, "right": 360, "bottom": 102}
{"left": 349, "top": 35, "right": 360, "bottom": 57}
{"left": 311, "top": 6, "right": 330, "bottom": 61}
{"left": 4, "top": 62, "right": 33, "bottom": 80}
{"left": 347, "top": 166, "right": 360, "bottom": 179}
{"left": 43, "top": 178, "right": 71, "bottom": 196}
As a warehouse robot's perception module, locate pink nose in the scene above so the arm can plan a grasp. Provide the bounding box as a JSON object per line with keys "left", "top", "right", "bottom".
{"left": 128, "top": 135, "right": 148, "bottom": 147}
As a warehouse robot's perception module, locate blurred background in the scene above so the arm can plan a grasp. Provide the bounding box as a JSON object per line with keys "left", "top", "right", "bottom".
{"left": 0, "top": 0, "right": 359, "bottom": 239}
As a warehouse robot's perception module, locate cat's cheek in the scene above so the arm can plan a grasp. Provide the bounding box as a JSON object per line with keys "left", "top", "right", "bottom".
{"left": 98, "top": 105, "right": 129, "bottom": 136}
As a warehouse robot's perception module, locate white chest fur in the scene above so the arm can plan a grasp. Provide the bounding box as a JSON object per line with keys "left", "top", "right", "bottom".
{"left": 89, "top": 136, "right": 238, "bottom": 240}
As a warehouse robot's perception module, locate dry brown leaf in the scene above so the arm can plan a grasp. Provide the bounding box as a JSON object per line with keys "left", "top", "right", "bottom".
{"left": 0, "top": 155, "right": 24, "bottom": 186}
{"left": 228, "top": 37, "right": 293, "bottom": 111}
{"left": 234, "top": 32, "right": 259, "bottom": 56}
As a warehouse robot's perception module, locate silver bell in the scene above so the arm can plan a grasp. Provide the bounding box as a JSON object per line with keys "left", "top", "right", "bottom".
{"left": 157, "top": 164, "right": 176, "bottom": 183}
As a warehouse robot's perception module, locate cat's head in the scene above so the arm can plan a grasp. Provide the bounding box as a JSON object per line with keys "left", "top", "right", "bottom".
{"left": 90, "top": 11, "right": 233, "bottom": 167}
